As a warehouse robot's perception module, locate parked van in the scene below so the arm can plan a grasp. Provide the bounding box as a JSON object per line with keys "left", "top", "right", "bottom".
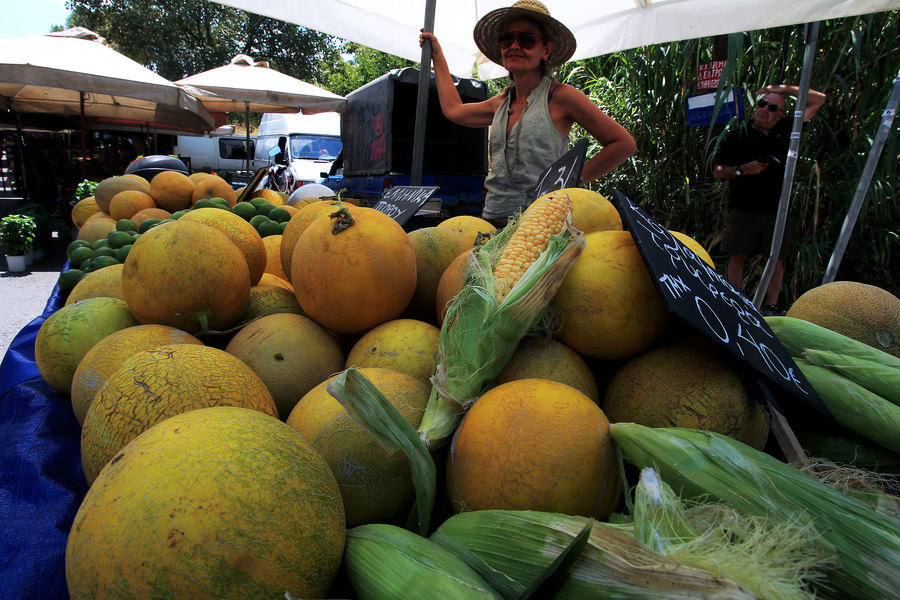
{"left": 172, "top": 129, "right": 256, "bottom": 185}
{"left": 253, "top": 112, "right": 342, "bottom": 195}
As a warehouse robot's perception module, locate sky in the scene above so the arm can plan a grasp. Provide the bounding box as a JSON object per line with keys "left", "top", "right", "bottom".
{"left": 1, "top": 0, "right": 72, "bottom": 38}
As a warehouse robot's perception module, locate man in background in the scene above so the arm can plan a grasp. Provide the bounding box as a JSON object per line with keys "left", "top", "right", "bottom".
{"left": 714, "top": 83, "right": 826, "bottom": 315}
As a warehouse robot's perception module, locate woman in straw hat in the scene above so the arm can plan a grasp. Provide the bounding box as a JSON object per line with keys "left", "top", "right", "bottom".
{"left": 420, "top": 0, "right": 636, "bottom": 227}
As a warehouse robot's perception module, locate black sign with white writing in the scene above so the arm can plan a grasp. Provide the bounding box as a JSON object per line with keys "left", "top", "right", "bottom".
{"left": 610, "top": 189, "right": 828, "bottom": 415}
{"left": 371, "top": 186, "right": 439, "bottom": 226}
{"left": 530, "top": 138, "right": 589, "bottom": 201}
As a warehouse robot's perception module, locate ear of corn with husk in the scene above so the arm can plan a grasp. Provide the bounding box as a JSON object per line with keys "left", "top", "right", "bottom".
{"left": 610, "top": 423, "right": 900, "bottom": 600}
{"left": 418, "top": 192, "right": 585, "bottom": 450}
{"left": 344, "top": 523, "right": 502, "bottom": 600}
{"left": 800, "top": 348, "right": 900, "bottom": 407}
{"left": 764, "top": 316, "right": 900, "bottom": 367}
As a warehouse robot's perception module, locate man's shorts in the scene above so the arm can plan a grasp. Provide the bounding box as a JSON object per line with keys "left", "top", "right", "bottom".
{"left": 721, "top": 208, "right": 791, "bottom": 259}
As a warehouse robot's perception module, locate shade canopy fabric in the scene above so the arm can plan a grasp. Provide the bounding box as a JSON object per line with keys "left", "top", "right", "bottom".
{"left": 212, "top": 0, "right": 900, "bottom": 79}
{"left": 176, "top": 54, "right": 347, "bottom": 115}
{"left": 0, "top": 29, "right": 216, "bottom": 133}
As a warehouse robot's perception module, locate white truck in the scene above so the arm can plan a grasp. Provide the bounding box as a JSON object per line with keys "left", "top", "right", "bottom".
{"left": 253, "top": 112, "right": 342, "bottom": 195}
{"left": 172, "top": 127, "right": 256, "bottom": 185}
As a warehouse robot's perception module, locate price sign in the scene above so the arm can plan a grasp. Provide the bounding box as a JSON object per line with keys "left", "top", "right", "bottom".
{"left": 371, "top": 186, "right": 439, "bottom": 226}
{"left": 530, "top": 138, "right": 589, "bottom": 200}
{"left": 609, "top": 189, "right": 829, "bottom": 415}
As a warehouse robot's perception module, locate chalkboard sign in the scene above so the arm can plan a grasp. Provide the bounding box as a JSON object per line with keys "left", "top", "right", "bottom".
{"left": 610, "top": 189, "right": 829, "bottom": 415}
{"left": 371, "top": 186, "right": 439, "bottom": 226}
{"left": 530, "top": 138, "right": 589, "bottom": 200}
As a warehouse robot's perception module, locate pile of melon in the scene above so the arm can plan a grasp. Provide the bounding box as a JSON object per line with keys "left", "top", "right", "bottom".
{"left": 43, "top": 172, "right": 900, "bottom": 599}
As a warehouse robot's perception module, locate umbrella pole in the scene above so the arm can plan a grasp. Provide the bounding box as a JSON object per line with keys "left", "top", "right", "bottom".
{"left": 245, "top": 104, "right": 251, "bottom": 173}
{"left": 411, "top": 0, "right": 436, "bottom": 187}
{"left": 80, "top": 92, "right": 88, "bottom": 179}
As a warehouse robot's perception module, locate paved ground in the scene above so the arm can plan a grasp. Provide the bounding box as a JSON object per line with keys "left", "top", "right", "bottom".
{"left": 0, "top": 237, "right": 69, "bottom": 359}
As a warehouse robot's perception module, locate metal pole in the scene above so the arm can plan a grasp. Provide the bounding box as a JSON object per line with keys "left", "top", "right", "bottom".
{"left": 411, "top": 0, "right": 437, "bottom": 187}
{"left": 79, "top": 92, "right": 88, "bottom": 179}
{"left": 753, "top": 22, "right": 819, "bottom": 309}
{"left": 822, "top": 69, "right": 900, "bottom": 285}
{"left": 245, "top": 103, "right": 252, "bottom": 173}
{"left": 13, "top": 112, "right": 31, "bottom": 202}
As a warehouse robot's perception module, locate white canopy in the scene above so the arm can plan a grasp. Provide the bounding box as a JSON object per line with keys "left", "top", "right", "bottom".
{"left": 211, "top": 0, "right": 900, "bottom": 79}
{"left": 176, "top": 54, "right": 347, "bottom": 115}
{"left": 0, "top": 29, "right": 216, "bottom": 133}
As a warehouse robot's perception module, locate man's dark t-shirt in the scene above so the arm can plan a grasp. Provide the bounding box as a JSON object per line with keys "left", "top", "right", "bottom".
{"left": 715, "top": 117, "right": 791, "bottom": 212}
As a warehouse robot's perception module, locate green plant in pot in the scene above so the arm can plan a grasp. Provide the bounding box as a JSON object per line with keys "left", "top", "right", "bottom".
{"left": 15, "top": 203, "right": 54, "bottom": 256}
{"left": 1, "top": 214, "right": 37, "bottom": 257}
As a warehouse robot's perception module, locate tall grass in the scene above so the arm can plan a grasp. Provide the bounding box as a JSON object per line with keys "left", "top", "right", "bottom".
{"left": 561, "top": 12, "right": 900, "bottom": 303}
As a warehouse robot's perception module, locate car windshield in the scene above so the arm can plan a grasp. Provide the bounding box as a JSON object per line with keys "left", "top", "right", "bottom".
{"left": 289, "top": 135, "right": 342, "bottom": 160}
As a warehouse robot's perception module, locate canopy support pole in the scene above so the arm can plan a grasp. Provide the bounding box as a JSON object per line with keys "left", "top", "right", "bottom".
{"left": 753, "top": 21, "right": 819, "bottom": 309}
{"left": 13, "top": 112, "right": 31, "bottom": 203}
{"left": 79, "top": 92, "right": 88, "bottom": 179}
{"left": 411, "top": 0, "right": 436, "bottom": 187}
{"left": 822, "top": 69, "right": 900, "bottom": 285}
{"left": 245, "top": 102, "right": 252, "bottom": 173}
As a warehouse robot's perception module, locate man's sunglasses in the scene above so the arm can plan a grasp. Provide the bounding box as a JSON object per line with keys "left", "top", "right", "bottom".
{"left": 757, "top": 99, "right": 783, "bottom": 113}
{"left": 497, "top": 30, "right": 545, "bottom": 50}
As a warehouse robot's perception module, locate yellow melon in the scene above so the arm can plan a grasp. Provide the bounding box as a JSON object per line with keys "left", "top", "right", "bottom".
{"left": 286, "top": 367, "right": 429, "bottom": 527}
{"left": 291, "top": 204, "right": 417, "bottom": 335}
{"left": 446, "top": 379, "right": 620, "bottom": 519}
{"left": 148, "top": 170, "right": 195, "bottom": 212}
{"left": 225, "top": 313, "right": 345, "bottom": 420}
{"left": 345, "top": 319, "right": 440, "bottom": 385}
{"left": 551, "top": 230, "right": 670, "bottom": 361}
{"left": 404, "top": 227, "right": 472, "bottom": 324}
{"left": 178, "top": 207, "right": 266, "bottom": 286}
{"left": 530, "top": 188, "right": 622, "bottom": 234}
{"left": 66, "top": 406, "right": 345, "bottom": 600}
{"left": 280, "top": 200, "right": 340, "bottom": 278}
{"left": 75, "top": 217, "right": 117, "bottom": 244}
{"left": 436, "top": 249, "right": 474, "bottom": 326}
{"left": 257, "top": 272, "right": 294, "bottom": 293}
{"left": 436, "top": 215, "right": 496, "bottom": 246}
{"left": 71, "top": 196, "right": 101, "bottom": 229}
{"left": 192, "top": 175, "right": 237, "bottom": 207}
{"left": 93, "top": 176, "right": 151, "bottom": 214}
{"left": 785, "top": 281, "right": 900, "bottom": 358}
{"left": 65, "top": 263, "right": 125, "bottom": 306}
{"left": 120, "top": 220, "right": 250, "bottom": 335}
{"left": 81, "top": 344, "right": 278, "bottom": 483}
{"left": 602, "top": 337, "right": 769, "bottom": 450}
{"left": 121, "top": 173, "right": 150, "bottom": 187}
{"left": 240, "top": 284, "right": 305, "bottom": 323}
{"left": 262, "top": 234, "right": 288, "bottom": 280}
{"left": 130, "top": 207, "right": 172, "bottom": 227}
{"left": 34, "top": 297, "right": 139, "bottom": 395}
{"left": 108, "top": 190, "right": 157, "bottom": 221}
{"left": 188, "top": 172, "right": 213, "bottom": 184}
{"left": 252, "top": 188, "right": 286, "bottom": 206}
{"left": 70, "top": 324, "right": 203, "bottom": 426}
{"left": 495, "top": 336, "right": 600, "bottom": 404}
{"left": 670, "top": 230, "right": 715, "bottom": 268}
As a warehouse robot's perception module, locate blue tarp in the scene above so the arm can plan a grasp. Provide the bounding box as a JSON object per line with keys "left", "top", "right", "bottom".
{"left": 0, "top": 283, "right": 86, "bottom": 600}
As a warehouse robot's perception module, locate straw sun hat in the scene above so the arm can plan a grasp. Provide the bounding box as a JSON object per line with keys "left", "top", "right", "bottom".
{"left": 473, "top": 0, "right": 576, "bottom": 68}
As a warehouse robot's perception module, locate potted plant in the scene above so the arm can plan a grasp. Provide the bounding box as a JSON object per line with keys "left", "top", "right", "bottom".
{"left": 1, "top": 214, "right": 37, "bottom": 272}
{"left": 15, "top": 203, "right": 55, "bottom": 260}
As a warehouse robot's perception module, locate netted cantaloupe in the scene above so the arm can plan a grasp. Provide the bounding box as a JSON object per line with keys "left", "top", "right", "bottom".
{"left": 70, "top": 324, "right": 203, "bottom": 426}
{"left": 81, "top": 343, "right": 277, "bottom": 483}
{"left": 404, "top": 227, "right": 472, "bottom": 324}
{"left": 446, "top": 378, "right": 620, "bottom": 519}
{"left": 601, "top": 338, "right": 769, "bottom": 450}
{"left": 93, "top": 176, "right": 151, "bottom": 214}
{"left": 71, "top": 196, "right": 101, "bottom": 229}
{"left": 120, "top": 220, "right": 250, "bottom": 335}
{"left": 551, "top": 230, "right": 670, "bottom": 361}
{"left": 148, "top": 170, "right": 195, "bottom": 212}
{"left": 108, "top": 190, "right": 157, "bottom": 221}
{"left": 291, "top": 204, "right": 417, "bottom": 335}
{"left": 785, "top": 281, "right": 900, "bottom": 358}
{"left": 178, "top": 207, "right": 266, "bottom": 286}
{"left": 494, "top": 336, "right": 600, "bottom": 404}
{"left": 192, "top": 175, "right": 237, "bottom": 207}
{"left": 225, "top": 313, "right": 345, "bottom": 420}
{"left": 286, "top": 367, "right": 430, "bottom": 528}
{"left": 240, "top": 284, "right": 305, "bottom": 323}
{"left": 65, "top": 263, "right": 125, "bottom": 306}
{"left": 66, "top": 406, "right": 346, "bottom": 600}
{"left": 345, "top": 319, "right": 440, "bottom": 386}
{"left": 34, "top": 297, "right": 139, "bottom": 395}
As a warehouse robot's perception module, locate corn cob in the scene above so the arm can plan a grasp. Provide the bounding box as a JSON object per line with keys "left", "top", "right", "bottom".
{"left": 493, "top": 192, "right": 573, "bottom": 302}
{"left": 765, "top": 316, "right": 900, "bottom": 367}
{"left": 344, "top": 523, "right": 501, "bottom": 600}
{"left": 610, "top": 423, "right": 900, "bottom": 600}
{"left": 796, "top": 362, "right": 900, "bottom": 454}
{"left": 800, "top": 348, "right": 900, "bottom": 407}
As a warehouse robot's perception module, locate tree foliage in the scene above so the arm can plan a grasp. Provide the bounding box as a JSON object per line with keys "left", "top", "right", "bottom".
{"left": 320, "top": 41, "right": 415, "bottom": 97}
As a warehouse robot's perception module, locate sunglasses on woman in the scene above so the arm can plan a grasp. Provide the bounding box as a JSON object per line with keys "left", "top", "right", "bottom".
{"left": 497, "top": 30, "right": 545, "bottom": 50}
{"left": 757, "top": 99, "right": 783, "bottom": 113}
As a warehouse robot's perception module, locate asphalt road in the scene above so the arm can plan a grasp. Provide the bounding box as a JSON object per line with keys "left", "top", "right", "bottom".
{"left": 1, "top": 239, "right": 69, "bottom": 360}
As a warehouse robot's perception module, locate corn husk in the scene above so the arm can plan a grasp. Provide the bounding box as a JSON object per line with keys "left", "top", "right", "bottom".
{"left": 417, "top": 213, "right": 585, "bottom": 450}
{"left": 796, "top": 362, "right": 900, "bottom": 454}
{"left": 610, "top": 423, "right": 900, "bottom": 600}
{"left": 800, "top": 348, "right": 900, "bottom": 407}
{"left": 765, "top": 316, "right": 900, "bottom": 367}
{"left": 344, "top": 523, "right": 501, "bottom": 600}
{"left": 430, "top": 509, "right": 760, "bottom": 599}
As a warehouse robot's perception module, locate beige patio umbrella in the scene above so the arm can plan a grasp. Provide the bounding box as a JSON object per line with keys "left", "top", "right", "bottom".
{"left": 176, "top": 54, "right": 347, "bottom": 170}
